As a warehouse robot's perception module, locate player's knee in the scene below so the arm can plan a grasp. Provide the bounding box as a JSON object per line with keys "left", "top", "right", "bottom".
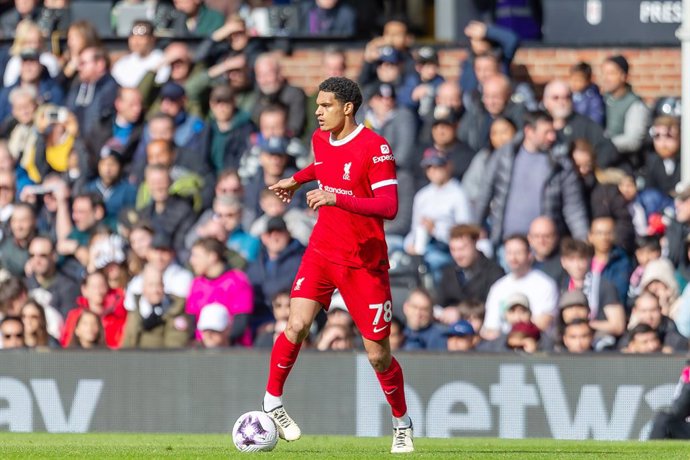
{"left": 286, "top": 316, "right": 311, "bottom": 342}
{"left": 367, "top": 348, "right": 391, "bottom": 372}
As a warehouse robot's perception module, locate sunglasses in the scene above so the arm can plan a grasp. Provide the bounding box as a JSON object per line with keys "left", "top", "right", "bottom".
{"left": 3, "top": 333, "right": 23, "bottom": 339}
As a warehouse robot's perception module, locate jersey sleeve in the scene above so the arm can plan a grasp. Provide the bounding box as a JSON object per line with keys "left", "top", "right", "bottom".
{"left": 367, "top": 138, "right": 398, "bottom": 191}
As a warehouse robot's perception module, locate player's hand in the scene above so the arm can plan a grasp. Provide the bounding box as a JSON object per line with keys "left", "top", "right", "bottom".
{"left": 464, "top": 20, "right": 487, "bottom": 40}
{"left": 268, "top": 177, "right": 301, "bottom": 203}
{"left": 306, "top": 189, "right": 336, "bottom": 211}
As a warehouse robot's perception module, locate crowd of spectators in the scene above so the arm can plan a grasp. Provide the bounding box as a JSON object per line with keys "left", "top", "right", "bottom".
{"left": 0, "top": 1, "right": 687, "bottom": 356}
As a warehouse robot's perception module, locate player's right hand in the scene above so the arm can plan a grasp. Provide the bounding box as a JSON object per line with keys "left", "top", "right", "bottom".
{"left": 268, "top": 177, "right": 301, "bottom": 203}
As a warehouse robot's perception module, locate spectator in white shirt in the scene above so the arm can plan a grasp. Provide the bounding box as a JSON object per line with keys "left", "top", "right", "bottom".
{"left": 111, "top": 20, "right": 170, "bottom": 88}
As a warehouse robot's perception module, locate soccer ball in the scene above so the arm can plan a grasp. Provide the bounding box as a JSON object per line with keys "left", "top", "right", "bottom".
{"left": 232, "top": 411, "right": 279, "bottom": 452}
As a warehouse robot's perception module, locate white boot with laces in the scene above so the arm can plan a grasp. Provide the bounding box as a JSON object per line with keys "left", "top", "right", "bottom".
{"left": 263, "top": 404, "right": 302, "bottom": 441}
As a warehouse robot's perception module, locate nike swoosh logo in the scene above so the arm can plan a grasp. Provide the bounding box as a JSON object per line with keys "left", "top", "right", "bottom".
{"left": 277, "top": 363, "right": 294, "bottom": 369}
{"left": 373, "top": 324, "right": 389, "bottom": 333}
{"left": 384, "top": 388, "right": 397, "bottom": 395}
{"left": 314, "top": 161, "right": 323, "bottom": 165}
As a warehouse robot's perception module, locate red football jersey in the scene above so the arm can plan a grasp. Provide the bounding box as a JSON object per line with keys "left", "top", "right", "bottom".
{"left": 308, "top": 124, "right": 398, "bottom": 270}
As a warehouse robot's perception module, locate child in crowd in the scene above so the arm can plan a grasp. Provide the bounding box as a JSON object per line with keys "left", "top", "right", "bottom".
{"left": 569, "top": 61, "right": 605, "bottom": 127}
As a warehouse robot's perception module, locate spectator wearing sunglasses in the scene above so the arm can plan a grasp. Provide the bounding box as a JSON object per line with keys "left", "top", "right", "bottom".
{"left": 0, "top": 316, "right": 25, "bottom": 349}
{"left": 643, "top": 115, "right": 681, "bottom": 197}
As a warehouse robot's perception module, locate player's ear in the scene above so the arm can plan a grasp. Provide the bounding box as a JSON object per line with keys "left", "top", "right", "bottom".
{"left": 343, "top": 101, "right": 354, "bottom": 116}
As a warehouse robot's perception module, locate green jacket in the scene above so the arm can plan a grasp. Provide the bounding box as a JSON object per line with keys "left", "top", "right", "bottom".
{"left": 121, "top": 295, "right": 191, "bottom": 349}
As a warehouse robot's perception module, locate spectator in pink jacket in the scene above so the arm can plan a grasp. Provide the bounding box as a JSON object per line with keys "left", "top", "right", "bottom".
{"left": 186, "top": 237, "right": 253, "bottom": 346}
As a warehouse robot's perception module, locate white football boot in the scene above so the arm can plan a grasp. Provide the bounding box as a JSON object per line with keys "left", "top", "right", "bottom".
{"left": 263, "top": 404, "right": 302, "bottom": 441}
{"left": 390, "top": 422, "right": 414, "bottom": 454}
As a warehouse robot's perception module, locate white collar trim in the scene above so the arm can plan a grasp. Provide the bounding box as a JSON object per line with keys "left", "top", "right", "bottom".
{"left": 329, "top": 124, "right": 364, "bottom": 146}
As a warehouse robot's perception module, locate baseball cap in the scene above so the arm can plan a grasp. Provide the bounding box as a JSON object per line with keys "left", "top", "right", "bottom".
{"left": 19, "top": 48, "right": 40, "bottom": 61}
{"left": 416, "top": 46, "right": 438, "bottom": 65}
{"left": 420, "top": 146, "right": 448, "bottom": 168}
{"left": 373, "top": 82, "right": 396, "bottom": 99}
{"left": 606, "top": 55, "right": 629, "bottom": 74}
{"left": 150, "top": 232, "right": 174, "bottom": 251}
{"left": 197, "top": 303, "right": 230, "bottom": 332}
{"left": 672, "top": 182, "right": 690, "bottom": 200}
{"left": 558, "top": 289, "right": 589, "bottom": 310}
{"left": 432, "top": 105, "right": 460, "bottom": 125}
{"left": 99, "top": 138, "right": 125, "bottom": 164}
{"left": 266, "top": 216, "right": 288, "bottom": 233}
{"left": 510, "top": 321, "right": 541, "bottom": 341}
{"left": 505, "top": 292, "right": 530, "bottom": 310}
{"left": 444, "top": 320, "right": 475, "bottom": 337}
{"left": 257, "top": 136, "right": 289, "bottom": 155}
{"left": 378, "top": 45, "right": 402, "bottom": 64}
{"left": 131, "top": 20, "right": 154, "bottom": 37}
{"left": 160, "top": 82, "right": 185, "bottom": 101}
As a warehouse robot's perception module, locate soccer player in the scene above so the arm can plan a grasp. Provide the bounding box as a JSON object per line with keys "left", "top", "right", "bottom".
{"left": 261, "top": 77, "right": 414, "bottom": 453}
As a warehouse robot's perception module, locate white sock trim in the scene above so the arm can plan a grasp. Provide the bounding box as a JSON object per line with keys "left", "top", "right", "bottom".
{"left": 393, "top": 413, "right": 411, "bottom": 429}
{"left": 263, "top": 392, "right": 283, "bottom": 412}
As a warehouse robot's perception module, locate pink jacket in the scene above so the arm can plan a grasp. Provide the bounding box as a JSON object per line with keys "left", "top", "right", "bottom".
{"left": 185, "top": 269, "right": 254, "bottom": 346}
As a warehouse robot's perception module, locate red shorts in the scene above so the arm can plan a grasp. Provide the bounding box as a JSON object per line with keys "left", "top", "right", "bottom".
{"left": 290, "top": 248, "right": 393, "bottom": 341}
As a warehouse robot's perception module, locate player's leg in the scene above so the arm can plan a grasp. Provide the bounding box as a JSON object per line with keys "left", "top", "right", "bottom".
{"left": 263, "top": 297, "right": 321, "bottom": 441}
{"left": 338, "top": 267, "right": 414, "bottom": 453}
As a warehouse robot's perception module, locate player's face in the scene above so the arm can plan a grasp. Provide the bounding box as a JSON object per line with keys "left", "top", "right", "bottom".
{"left": 315, "top": 91, "right": 348, "bottom": 133}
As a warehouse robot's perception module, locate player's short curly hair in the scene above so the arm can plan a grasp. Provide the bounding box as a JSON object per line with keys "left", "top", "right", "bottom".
{"left": 318, "top": 77, "right": 363, "bottom": 115}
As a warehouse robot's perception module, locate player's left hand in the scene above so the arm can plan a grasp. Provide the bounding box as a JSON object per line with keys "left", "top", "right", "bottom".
{"left": 306, "top": 189, "right": 336, "bottom": 210}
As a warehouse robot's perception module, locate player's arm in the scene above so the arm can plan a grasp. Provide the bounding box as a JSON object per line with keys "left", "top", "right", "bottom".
{"left": 269, "top": 163, "right": 316, "bottom": 203}
{"left": 306, "top": 182, "right": 398, "bottom": 220}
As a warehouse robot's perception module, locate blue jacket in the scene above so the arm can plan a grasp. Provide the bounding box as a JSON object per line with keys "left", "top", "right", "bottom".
{"left": 459, "top": 24, "right": 519, "bottom": 94}
{"left": 402, "top": 323, "right": 447, "bottom": 351}
{"left": 572, "top": 83, "right": 605, "bottom": 127}
{"left": 66, "top": 73, "right": 119, "bottom": 136}
{"left": 398, "top": 73, "right": 445, "bottom": 116}
{"left": 601, "top": 246, "right": 633, "bottom": 305}
{"left": 83, "top": 178, "right": 137, "bottom": 219}
{"left": 0, "top": 75, "right": 64, "bottom": 122}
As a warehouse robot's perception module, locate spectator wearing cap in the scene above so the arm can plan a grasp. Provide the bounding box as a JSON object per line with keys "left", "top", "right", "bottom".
{"left": 601, "top": 55, "right": 651, "bottom": 163}
{"left": 204, "top": 84, "right": 254, "bottom": 174}
{"left": 362, "top": 45, "right": 407, "bottom": 105}
{"left": 25, "top": 235, "right": 80, "bottom": 317}
{"left": 4, "top": 19, "right": 61, "bottom": 88}
{"left": 169, "top": 0, "right": 225, "bottom": 37}
{"left": 358, "top": 17, "right": 416, "bottom": 89}
{"left": 459, "top": 73, "right": 526, "bottom": 153}
{"left": 83, "top": 139, "right": 137, "bottom": 219}
{"left": 528, "top": 216, "right": 565, "bottom": 284}
{"left": 401, "top": 288, "right": 447, "bottom": 351}
{"left": 0, "top": 47, "right": 64, "bottom": 123}
{"left": 66, "top": 46, "right": 119, "bottom": 136}
{"left": 0, "top": 1, "right": 41, "bottom": 38}
{"left": 156, "top": 81, "right": 207, "bottom": 151}
{"left": 622, "top": 323, "right": 662, "bottom": 354}
{"left": 476, "top": 111, "right": 589, "bottom": 247}
{"left": 404, "top": 148, "right": 473, "bottom": 283}
{"left": 361, "top": 82, "right": 417, "bottom": 172}
{"left": 299, "top": 0, "right": 356, "bottom": 37}
{"left": 398, "top": 46, "right": 445, "bottom": 117}
{"left": 246, "top": 216, "right": 305, "bottom": 325}
{"left": 86, "top": 88, "right": 145, "bottom": 171}
{"left": 460, "top": 20, "right": 519, "bottom": 99}
{"left": 187, "top": 237, "right": 253, "bottom": 346}
{"left": 424, "top": 105, "right": 476, "bottom": 183}
{"left": 569, "top": 140, "right": 636, "bottom": 254}
{"left": 482, "top": 235, "right": 558, "bottom": 340}
{"left": 560, "top": 318, "right": 594, "bottom": 353}
{"left": 112, "top": 20, "right": 170, "bottom": 89}
{"left": 186, "top": 193, "right": 260, "bottom": 263}
{"left": 121, "top": 263, "right": 191, "bottom": 348}
{"left": 60, "top": 270, "right": 126, "bottom": 349}
{"left": 111, "top": 0, "right": 176, "bottom": 37}
{"left": 444, "top": 319, "right": 478, "bottom": 352}
{"left": 559, "top": 239, "right": 626, "bottom": 341}
{"left": 437, "top": 224, "right": 504, "bottom": 309}
{"left": 197, "top": 303, "right": 231, "bottom": 348}
{"left": 542, "top": 79, "right": 619, "bottom": 169}
{"left": 620, "top": 291, "right": 687, "bottom": 354}
{"left": 642, "top": 115, "right": 681, "bottom": 196}
{"left": 243, "top": 135, "right": 307, "bottom": 227}
{"left": 505, "top": 320, "right": 541, "bottom": 353}
{"left": 250, "top": 53, "right": 307, "bottom": 138}
{"left": 138, "top": 162, "right": 197, "bottom": 258}
{"left": 0, "top": 202, "right": 35, "bottom": 277}
{"left": 480, "top": 292, "right": 544, "bottom": 351}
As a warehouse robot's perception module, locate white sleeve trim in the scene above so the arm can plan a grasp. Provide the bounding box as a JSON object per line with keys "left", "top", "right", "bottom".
{"left": 371, "top": 179, "right": 398, "bottom": 190}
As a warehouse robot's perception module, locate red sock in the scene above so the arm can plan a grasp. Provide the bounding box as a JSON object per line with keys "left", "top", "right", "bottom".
{"left": 266, "top": 332, "right": 302, "bottom": 397}
{"left": 375, "top": 357, "right": 408, "bottom": 418}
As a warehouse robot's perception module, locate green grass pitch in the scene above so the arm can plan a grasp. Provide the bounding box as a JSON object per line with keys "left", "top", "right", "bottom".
{"left": 0, "top": 433, "right": 689, "bottom": 459}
